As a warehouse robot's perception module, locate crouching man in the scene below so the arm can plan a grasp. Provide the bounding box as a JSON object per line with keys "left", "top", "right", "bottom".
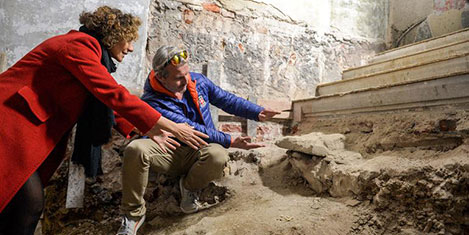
{"left": 117, "top": 46, "right": 280, "bottom": 234}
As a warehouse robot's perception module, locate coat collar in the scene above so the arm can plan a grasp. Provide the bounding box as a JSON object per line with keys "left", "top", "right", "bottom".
{"left": 149, "top": 70, "right": 204, "bottom": 122}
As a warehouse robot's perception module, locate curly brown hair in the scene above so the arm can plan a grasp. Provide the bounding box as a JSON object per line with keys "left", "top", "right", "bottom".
{"left": 79, "top": 6, "right": 141, "bottom": 49}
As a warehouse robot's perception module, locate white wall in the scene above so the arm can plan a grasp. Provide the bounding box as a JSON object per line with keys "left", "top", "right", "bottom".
{"left": 0, "top": 0, "right": 150, "bottom": 91}
{"left": 251, "top": 0, "right": 387, "bottom": 39}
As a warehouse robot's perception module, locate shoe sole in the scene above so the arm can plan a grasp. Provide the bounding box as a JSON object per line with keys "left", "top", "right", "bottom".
{"left": 133, "top": 215, "right": 145, "bottom": 235}
{"left": 180, "top": 206, "right": 198, "bottom": 214}
{"left": 116, "top": 215, "right": 145, "bottom": 235}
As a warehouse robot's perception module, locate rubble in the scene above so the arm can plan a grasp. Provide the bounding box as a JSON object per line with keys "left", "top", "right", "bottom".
{"left": 276, "top": 132, "right": 469, "bottom": 234}
{"left": 275, "top": 132, "right": 346, "bottom": 157}
{"left": 40, "top": 106, "right": 469, "bottom": 234}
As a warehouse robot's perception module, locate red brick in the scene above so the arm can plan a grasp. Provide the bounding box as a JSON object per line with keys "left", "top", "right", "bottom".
{"left": 202, "top": 3, "right": 221, "bottom": 13}
{"left": 220, "top": 123, "right": 243, "bottom": 133}
{"left": 256, "top": 125, "right": 271, "bottom": 136}
{"left": 183, "top": 9, "right": 194, "bottom": 24}
{"left": 238, "top": 43, "right": 244, "bottom": 53}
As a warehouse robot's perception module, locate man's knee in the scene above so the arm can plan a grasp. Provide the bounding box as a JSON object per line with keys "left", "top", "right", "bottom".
{"left": 123, "top": 140, "right": 151, "bottom": 163}
{"left": 203, "top": 144, "right": 229, "bottom": 168}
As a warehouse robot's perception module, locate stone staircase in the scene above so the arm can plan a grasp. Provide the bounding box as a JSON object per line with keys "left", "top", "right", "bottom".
{"left": 285, "top": 28, "right": 469, "bottom": 234}
{"left": 292, "top": 28, "right": 469, "bottom": 122}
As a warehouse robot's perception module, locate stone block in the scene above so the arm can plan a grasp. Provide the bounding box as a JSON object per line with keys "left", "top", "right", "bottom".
{"left": 0, "top": 53, "right": 6, "bottom": 73}
{"left": 65, "top": 160, "right": 85, "bottom": 208}
{"left": 247, "top": 96, "right": 258, "bottom": 138}
{"left": 341, "top": 39, "right": 469, "bottom": 82}
{"left": 257, "top": 98, "right": 292, "bottom": 120}
{"left": 203, "top": 61, "right": 221, "bottom": 129}
{"left": 427, "top": 9, "right": 463, "bottom": 37}
{"left": 371, "top": 28, "right": 469, "bottom": 63}
{"left": 294, "top": 74, "right": 469, "bottom": 121}
{"left": 275, "top": 132, "right": 345, "bottom": 157}
{"left": 319, "top": 54, "right": 469, "bottom": 96}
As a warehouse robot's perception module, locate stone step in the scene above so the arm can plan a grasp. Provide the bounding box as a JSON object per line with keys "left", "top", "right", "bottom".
{"left": 342, "top": 39, "right": 469, "bottom": 81}
{"left": 370, "top": 28, "right": 469, "bottom": 64}
{"left": 293, "top": 74, "right": 469, "bottom": 122}
{"left": 285, "top": 140, "right": 469, "bottom": 201}
{"left": 275, "top": 132, "right": 469, "bottom": 199}
{"left": 316, "top": 53, "right": 469, "bottom": 96}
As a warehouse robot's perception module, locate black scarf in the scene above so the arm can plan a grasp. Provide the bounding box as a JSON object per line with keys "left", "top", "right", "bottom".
{"left": 71, "top": 26, "right": 116, "bottom": 178}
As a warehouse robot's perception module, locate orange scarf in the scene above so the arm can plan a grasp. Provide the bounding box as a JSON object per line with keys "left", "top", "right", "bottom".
{"left": 149, "top": 70, "right": 204, "bottom": 123}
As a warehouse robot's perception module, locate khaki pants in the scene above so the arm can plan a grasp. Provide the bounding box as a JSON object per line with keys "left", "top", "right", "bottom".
{"left": 121, "top": 139, "right": 229, "bottom": 218}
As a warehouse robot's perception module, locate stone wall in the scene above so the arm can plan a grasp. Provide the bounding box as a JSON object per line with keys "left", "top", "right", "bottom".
{"left": 146, "top": 0, "right": 387, "bottom": 101}
{"left": 0, "top": 0, "right": 151, "bottom": 92}
{"left": 1, "top": 0, "right": 387, "bottom": 100}
{"left": 388, "top": 0, "right": 468, "bottom": 47}
{"left": 1, "top": 0, "right": 389, "bottom": 141}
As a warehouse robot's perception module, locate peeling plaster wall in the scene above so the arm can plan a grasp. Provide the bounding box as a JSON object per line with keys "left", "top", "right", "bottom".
{"left": 0, "top": 0, "right": 388, "bottom": 101}
{"left": 388, "top": 0, "right": 468, "bottom": 47}
{"left": 147, "top": 0, "right": 387, "bottom": 101}
{"left": 0, "top": 0, "right": 150, "bottom": 92}
{"left": 331, "top": 0, "right": 387, "bottom": 39}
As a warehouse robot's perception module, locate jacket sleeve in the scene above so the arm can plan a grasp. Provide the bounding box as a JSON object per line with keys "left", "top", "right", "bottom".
{"left": 146, "top": 100, "right": 232, "bottom": 148}
{"left": 202, "top": 75, "right": 264, "bottom": 121}
{"left": 113, "top": 112, "right": 135, "bottom": 138}
{"left": 57, "top": 36, "right": 161, "bottom": 134}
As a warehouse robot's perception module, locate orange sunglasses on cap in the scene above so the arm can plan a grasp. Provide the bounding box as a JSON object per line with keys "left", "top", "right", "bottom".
{"left": 162, "top": 50, "right": 189, "bottom": 68}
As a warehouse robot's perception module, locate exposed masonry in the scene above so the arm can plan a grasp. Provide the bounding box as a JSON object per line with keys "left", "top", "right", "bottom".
{"left": 146, "top": 0, "right": 385, "bottom": 101}
{"left": 276, "top": 132, "right": 469, "bottom": 234}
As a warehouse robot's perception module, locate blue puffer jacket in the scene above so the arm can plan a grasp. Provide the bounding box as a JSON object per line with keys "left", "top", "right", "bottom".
{"left": 141, "top": 71, "right": 264, "bottom": 148}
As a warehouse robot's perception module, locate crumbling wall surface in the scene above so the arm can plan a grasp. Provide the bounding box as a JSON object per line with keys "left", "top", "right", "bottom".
{"left": 296, "top": 105, "right": 469, "bottom": 157}
{"left": 147, "top": 0, "right": 386, "bottom": 101}
{"left": 280, "top": 143, "right": 469, "bottom": 234}
{"left": 283, "top": 104, "right": 469, "bottom": 234}
{"left": 0, "top": 0, "right": 151, "bottom": 91}
{"left": 388, "top": 0, "right": 468, "bottom": 47}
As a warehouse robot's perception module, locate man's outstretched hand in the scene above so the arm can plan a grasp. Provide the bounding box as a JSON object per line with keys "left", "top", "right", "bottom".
{"left": 231, "top": 136, "right": 265, "bottom": 150}
{"left": 258, "top": 108, "right": 281, "bottom": 122}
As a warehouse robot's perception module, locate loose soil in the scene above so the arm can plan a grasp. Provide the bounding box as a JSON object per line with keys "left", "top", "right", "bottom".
{"left": 39, "top": 104, "right": 469, "bottom": 234}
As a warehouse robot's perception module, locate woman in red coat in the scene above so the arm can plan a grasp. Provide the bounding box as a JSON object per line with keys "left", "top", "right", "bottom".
{"left": 0, "top": 6, "right": 207, "bottom": 234}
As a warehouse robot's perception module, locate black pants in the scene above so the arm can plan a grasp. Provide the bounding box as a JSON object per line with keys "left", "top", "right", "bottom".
{"left": 0, "top": 171, "right": 44, "bottom": 235}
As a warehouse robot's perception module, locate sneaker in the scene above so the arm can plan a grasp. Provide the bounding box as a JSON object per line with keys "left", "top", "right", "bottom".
{"left": 116, "top": 215, "right": 145, "bottom": 235}
{"left": 179, "top": 177, "right": 200, "bottom": 214}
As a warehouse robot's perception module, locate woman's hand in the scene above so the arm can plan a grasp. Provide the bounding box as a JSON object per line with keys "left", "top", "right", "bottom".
{"left": 170, "top": 123, "right": 209, "bottom": 149}
{"left": 150, "top": 129, "right": 181, "bottom": 153}
{"left": 146, "top": 117, "right": 209, "bottom": 150}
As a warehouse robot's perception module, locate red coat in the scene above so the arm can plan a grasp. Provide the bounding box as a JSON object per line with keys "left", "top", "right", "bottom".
{"left": 0, "top": 30, "right": 161, "bottom": 212}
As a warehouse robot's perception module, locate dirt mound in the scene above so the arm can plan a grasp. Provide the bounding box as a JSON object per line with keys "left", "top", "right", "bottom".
{"left": 40, "top": 104, "right": 469, "bottom": 234}
{"left": 288, "top": 105, "right": 469, "bottom": 234}
{"left": 42, "top": 138, "right": 373, "bottom": 235}
{"left": 279, "top": 136, "right": 469, "bottom": 234}
{"left": 142, "top": 146, "right": 362, "bottom": 235}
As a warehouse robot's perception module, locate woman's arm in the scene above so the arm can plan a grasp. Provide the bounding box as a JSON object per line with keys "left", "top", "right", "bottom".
{"left": 58, "top": 35, "right": 207, "bottom": 148}
{"left": 146, "top": 116, "right": 208, "bottom": 150}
